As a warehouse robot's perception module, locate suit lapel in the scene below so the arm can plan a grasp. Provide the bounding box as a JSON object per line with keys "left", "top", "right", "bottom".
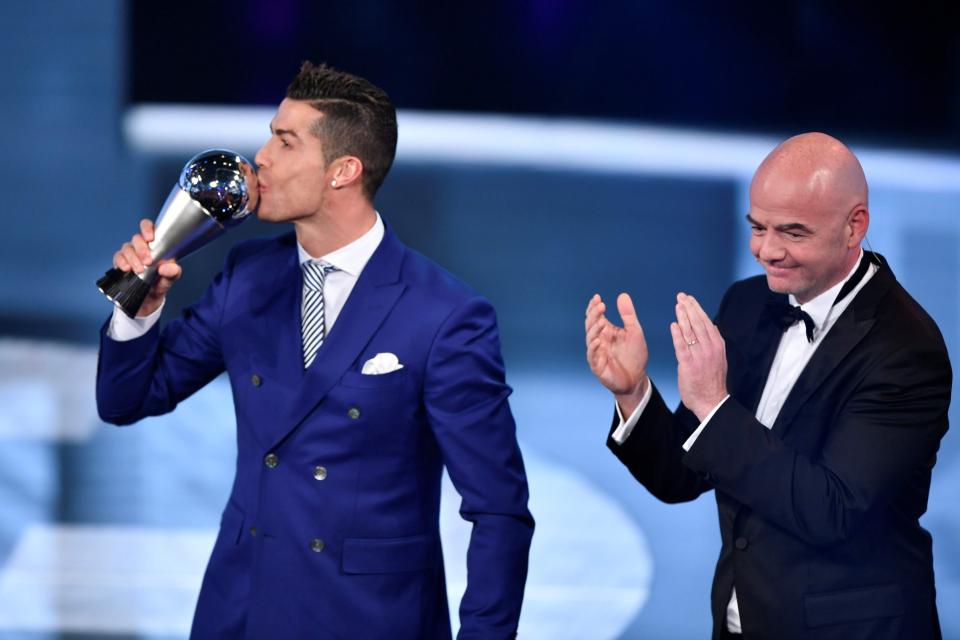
{"left": 731, "top": 292, "right": 785, "bottom": 414}
{"left": 770, "top": 312, "right": 874, "bottom": 435}
{"left": 771, "top": 254, "right": 892, "bottom": 435}
{"left": 272, "top": 226, "right": 407, "bottom": 450}
{"left": 251, "top": 236, "right": 303, "bottom": 377}
{"left": 241, "top": 237, "right": 305, "bottom": 448}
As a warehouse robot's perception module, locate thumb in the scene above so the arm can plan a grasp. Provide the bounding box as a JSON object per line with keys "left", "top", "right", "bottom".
{"left": 617, "top": 293, "right": 641, "bottom": 329}
{"left": 156, "top": 260, "right": 182, "bottom": 281}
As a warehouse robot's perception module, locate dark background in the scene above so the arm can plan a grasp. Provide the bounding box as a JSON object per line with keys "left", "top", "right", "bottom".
{"left": 131, "top": 1, "right": 960, "bottom": 149}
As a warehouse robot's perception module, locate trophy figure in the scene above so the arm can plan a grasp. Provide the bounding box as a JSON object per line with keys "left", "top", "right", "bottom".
{"left": 96, "top": 149, "right": 258, "bottom": 317}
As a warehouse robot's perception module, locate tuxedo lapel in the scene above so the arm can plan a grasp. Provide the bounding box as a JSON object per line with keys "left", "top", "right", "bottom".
{"left": 770, "top": 312, "right": 875, "bottom": 436}
{"left": 731, "top": 292, "right": 786, "bottom": 414}
{"left": 771, "top": 255, "right": 892, "bottom": 435}
{"left": 272, "top": 227, "right": 407, "bottom": 450}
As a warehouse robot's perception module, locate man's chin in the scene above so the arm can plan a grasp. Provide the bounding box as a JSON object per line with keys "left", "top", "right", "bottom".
{"left": 256, "top": 208, "right": 282, "bottom": 223}
{"left": 765, "top": 275, "right": 795, "bottom": 296}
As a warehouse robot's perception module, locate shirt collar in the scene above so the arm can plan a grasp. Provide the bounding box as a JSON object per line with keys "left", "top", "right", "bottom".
{"left": 296, "top": 212, "right": 385, "bottom": 277}
{"left": 789, "top": 249, "right": 864, "bottom": 332}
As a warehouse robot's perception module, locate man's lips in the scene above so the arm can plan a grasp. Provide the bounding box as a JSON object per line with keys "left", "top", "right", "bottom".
{"left": 763, "top": 263, "right": 797, "bottom": 277}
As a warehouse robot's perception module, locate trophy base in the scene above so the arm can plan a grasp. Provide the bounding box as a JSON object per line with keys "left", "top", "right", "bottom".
{"left": 96, "top": 268, "right": 152, "bottom": 319}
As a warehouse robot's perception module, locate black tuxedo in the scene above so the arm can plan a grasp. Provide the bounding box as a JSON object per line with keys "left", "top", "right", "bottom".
{"left": 610, "top": 254, "right": 950, "bottom": 639}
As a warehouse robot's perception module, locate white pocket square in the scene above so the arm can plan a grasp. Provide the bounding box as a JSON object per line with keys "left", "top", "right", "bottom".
{"left": 361, "top": 352, "right": 405, "bottom": 375}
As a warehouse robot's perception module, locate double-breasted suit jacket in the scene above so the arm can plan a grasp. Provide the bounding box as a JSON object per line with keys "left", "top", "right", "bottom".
{"left": 97, "top": 224, "right": 535, "bottom": 640}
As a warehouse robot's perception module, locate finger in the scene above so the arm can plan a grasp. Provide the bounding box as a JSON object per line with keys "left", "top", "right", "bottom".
{"left": 153, "top": 278, "right": 172, "bottom": 298}
{"left": 131, "top": 234, "right": 153, "bottom": 265}
{"left": 585, "top": 301, "right": 609, "bottom": 338}
{"left": 113, "top": 250, "right": 130, "bottom": 271}
{"left": 674, "top": 294, "right": 697, "bottom": 345}
{"left": 585, "top": 298, "right": 606, "bottom": 330}
{"left": 586, "top": 293, "right": 602, "bottom": 317}
{"left": 120, "top": 242, "right": 144, "bottom": 273}
{"left": 152, "top": 267, "right": 182, "bottom": 298}
{"left": 140, "top": 219, "right": 155, "bottom": 243}
{"left": 156, "top": 260, "right": 181, "bottom": 281}
{"left": 587, "top": 336, "right": 608, "bottom": 370}
{"left": 691, "top": 298, "right": 723, "bottom": 346}
{"left": 586, "top": 314, "right": 609, "bottom": 345}
{"left": 586, "top": 320, "right": 606, "bottom": 350}
{"left": 616, "top": 293, "right": 641, "bottom": 329}
{"left": 680, "top": 293, "right": 715, "bottom": 344}
{"left": 669, "top": 322, "right": 691, "bottom": 362}
{"left": 587, "top": 334, "right": 604, "bottom": 359}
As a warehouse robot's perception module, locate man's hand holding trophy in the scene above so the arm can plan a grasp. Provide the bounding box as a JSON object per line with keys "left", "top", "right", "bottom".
{"left": 96, "top": 149, "right": 258, "bottom": 317}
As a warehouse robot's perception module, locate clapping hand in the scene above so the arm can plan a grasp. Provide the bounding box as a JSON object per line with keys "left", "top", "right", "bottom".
{"left": 670, "top": 292, "right": 728, "bottom": 421}
{"left": 585, "top": 293, "right": 650, "bottom": 416}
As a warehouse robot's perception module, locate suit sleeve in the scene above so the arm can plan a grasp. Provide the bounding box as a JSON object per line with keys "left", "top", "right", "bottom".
{"left": 423, "top": 296, "right": 534, "bottom": 640}
{"left": 95, "top": 250, "right": 235, "bottom": 425}
{"left": 682, "top": 340, "right": 951, "bottom": 547}
{"left": 605, "top": 285, "right": 742, "bottom": 504}
{"left": 607, "top": 382, "right": 714, "bottom": 503}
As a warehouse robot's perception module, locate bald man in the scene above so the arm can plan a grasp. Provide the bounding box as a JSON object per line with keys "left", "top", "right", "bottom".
{"left": 586, "top": 133, "right": 950, "bottom": 639}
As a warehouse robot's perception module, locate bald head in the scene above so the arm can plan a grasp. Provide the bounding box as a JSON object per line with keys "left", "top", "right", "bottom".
{"left": 747, "top": 132, "right": 871, "bottom": 303}
{"left": 751, "top": 132, "right": 868, "bottom": 215}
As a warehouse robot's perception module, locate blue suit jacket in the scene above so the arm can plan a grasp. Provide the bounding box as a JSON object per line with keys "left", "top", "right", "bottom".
{"left": 97, "top": 224, "right": 534, "bottom": 640}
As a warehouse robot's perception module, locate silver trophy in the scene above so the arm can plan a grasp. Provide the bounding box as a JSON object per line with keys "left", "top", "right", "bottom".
{"left": 97, "top": 149, "right": 258, "bottom": 317}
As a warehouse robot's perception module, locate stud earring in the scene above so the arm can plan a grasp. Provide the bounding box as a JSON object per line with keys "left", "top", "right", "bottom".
{"left": 331, "top": 179, "right": 338, "bottom": 188}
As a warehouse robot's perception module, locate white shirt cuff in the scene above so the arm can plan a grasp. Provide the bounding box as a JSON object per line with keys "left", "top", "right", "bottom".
{"left": 106, "top": 302, "right": 164, "bottom": 341}
{"left": 610, "top": 380, "right": 654, "bottom": 444}
{"left": 681, "top": 395, "right": 730, "bottom": 452}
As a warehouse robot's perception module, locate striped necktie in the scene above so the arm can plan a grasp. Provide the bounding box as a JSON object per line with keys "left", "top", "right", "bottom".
{"left": 301, "top": 260, "right": 338, "bottom": 368}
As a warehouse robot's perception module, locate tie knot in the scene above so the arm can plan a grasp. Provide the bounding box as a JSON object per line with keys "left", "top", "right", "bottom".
{"left": 302, "top": 261, "right": 337, "bottom": 291}
{"left": 766, "top": 300, "right": 816, "bottom": 343}
{"left": 780, "top": 304, "right": 809, "bottom": 325}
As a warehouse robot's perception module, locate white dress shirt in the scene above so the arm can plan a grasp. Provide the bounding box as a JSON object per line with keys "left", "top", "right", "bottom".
{"left": 107, "top": 214, "right": 385, "bottom": 341}
{"left": 611, "top": 250, "right": 876, "bottom": 634}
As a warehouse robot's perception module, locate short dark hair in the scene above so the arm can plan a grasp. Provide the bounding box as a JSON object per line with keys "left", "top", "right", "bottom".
{"left": 286, "top": 61, "right": 397, "bottom": 200}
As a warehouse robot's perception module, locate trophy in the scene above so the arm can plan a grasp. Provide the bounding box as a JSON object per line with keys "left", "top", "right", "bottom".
{"left": 96, "top": 149, "right": 258, "bottom": 318}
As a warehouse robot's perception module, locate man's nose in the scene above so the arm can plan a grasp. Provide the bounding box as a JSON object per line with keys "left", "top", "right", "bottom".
{"left": 757, "top": 233, "right": 786, "bottom": 261}
{"left": 254, "top": 143, "right": 268, "bottom": 168}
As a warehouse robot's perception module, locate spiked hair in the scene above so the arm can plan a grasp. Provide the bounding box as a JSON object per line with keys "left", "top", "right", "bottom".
{"left": 286, "top": 62, "right": 397, "bottom": 200}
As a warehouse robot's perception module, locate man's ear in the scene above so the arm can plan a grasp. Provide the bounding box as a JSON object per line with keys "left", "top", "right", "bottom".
{"left": 847, "top": 205, "right": 869, "bottom": 248}
{"left": 330, "top": 156, "right": 364, "bottom": 189}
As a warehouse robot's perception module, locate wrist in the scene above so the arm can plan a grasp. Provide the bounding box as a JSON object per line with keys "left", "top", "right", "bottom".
{"left": 137, "top": 296, "right": 164, "bottom": 318}
{"left": 691, "top": 392, "right": 727, "bottom": 422}
{"left": 615, "top": 376, "right": 649, "bottom": 417}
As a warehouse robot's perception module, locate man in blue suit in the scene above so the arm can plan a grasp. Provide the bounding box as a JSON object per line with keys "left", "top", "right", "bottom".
{"left": 97, "top": 62, "right": 534, "bottom": 640}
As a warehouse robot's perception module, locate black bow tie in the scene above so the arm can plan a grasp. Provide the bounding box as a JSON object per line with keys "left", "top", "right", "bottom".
{"left": 764, "top": 253, "right": 875, "bottom": 343}
{"left": 767, "top": 301, "right": 816, "bottom": 342}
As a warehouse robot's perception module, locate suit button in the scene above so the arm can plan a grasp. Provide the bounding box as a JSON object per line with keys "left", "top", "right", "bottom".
{"left": 251, "top": 374, "right": 262, "bottom": 387}
{"left": 347, "top": 407, "right": 361, "bottom": 420}
{"left": 735, "top": 537, "right": 748, "bottom": 550}
{"left": 313, "top": 466, "right": 327, "bottom": 481}
{"left": 250, "top": 527, "right": 257, "bottom": 537}
{"left": 310, "top": 538, "right": 325, "bottom": 553}
{"left": 264, "top": 453, "right": 279, "bottom": 469}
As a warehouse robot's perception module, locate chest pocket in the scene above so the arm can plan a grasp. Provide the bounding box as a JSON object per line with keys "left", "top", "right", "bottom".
{"left": 338, "top": 368, "right": 409, "bottom": 390}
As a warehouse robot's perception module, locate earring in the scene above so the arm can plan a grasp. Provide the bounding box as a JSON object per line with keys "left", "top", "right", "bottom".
{"left": 331, "top": 179, "right": 338, "bottom": 188}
